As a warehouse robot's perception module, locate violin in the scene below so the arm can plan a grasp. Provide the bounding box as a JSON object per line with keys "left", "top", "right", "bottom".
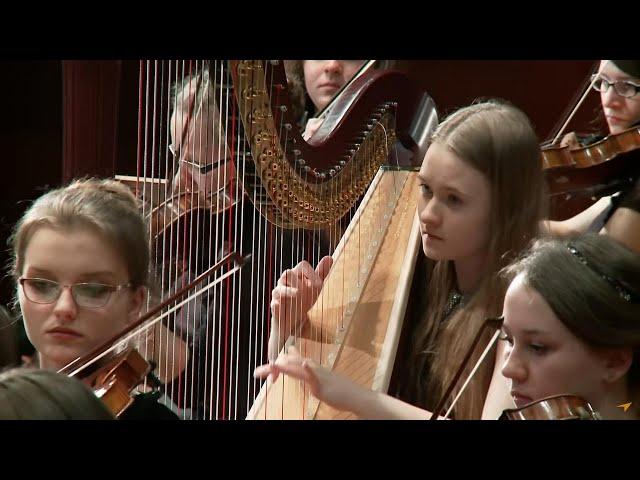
{"left": 79, "top": 347, "right": 152, "bottom": 417}
{"left": 500, "top": 394, "right": 600, "bottom": 420}
{"left": 543, "top": 126, "right": 640, "bottom": 220}
{"left": 430, "top": 318, "right": 601, "bottom": 421}
{"left": 58, "top": 252, "right": 247, "bottom": 417}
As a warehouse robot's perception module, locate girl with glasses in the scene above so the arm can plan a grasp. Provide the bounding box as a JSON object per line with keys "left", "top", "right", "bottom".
{"left": 547, "top": 60, "right": 640, "bottom": 254}
{"left": 8, "top": 178, "right": 178, "bottom": 419}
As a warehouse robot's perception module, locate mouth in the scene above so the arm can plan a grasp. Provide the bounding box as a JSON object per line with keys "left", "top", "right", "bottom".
{"left": 606, "top": 115, "right": 627, "bottom": 124}
{"left": 317, "top": 82, "right": 341, "bottom": 91}
{"left": 46, "top": 327, "right": 83, "bottom": 340}
{"left": 511, "top": 391, "right": 534, "bottom": 408}
{"left": 422, "top": 231, "right": 443, "bottom": 241}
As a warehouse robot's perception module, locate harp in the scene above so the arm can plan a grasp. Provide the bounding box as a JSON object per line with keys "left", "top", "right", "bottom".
{"left": 231, "top": 61, "right": 438, "bottom": 419}
{"left": 109, "top": 59, "right": 436, "bottom": 419}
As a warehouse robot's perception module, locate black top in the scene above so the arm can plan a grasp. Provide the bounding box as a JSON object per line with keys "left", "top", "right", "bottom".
{"left": 119, "top": 391, "right": 179, "bottom": 420}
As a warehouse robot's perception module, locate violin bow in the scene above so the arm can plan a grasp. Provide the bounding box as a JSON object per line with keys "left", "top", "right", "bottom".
{"left": 547, "top": 60, "right": 604, "bottom": 145}
{"left": 429, "top": 316, "right": 503, "bottom": 420}
{"left": 59, "top": 251, "right": 249, "bottom": 378}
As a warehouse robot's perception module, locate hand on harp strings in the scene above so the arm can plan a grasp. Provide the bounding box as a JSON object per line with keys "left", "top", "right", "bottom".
{"left": 254, "top": 345, "right": 364, "bottom": 414}
{"left": 268, "top": 256, "right": 333, "bottom": 361}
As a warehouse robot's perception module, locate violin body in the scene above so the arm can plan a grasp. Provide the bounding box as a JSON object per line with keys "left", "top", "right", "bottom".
{"left": 500, "top": 394, "right": 600, "bottom": 420}
{"left": 544, "top": 126, "right": 640, "bottom": 220}
{"left": 79, "top": 348, "right": 151, "bottom": 417}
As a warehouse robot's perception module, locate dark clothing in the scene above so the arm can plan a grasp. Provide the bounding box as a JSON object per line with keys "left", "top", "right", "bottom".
{"left": 119, "top": 391, "right": 179, "bottom": 420}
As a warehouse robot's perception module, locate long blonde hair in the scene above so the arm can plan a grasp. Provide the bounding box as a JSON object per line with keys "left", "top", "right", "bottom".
{"left": 409, "top": 100, "right": 546, "bottom": 419}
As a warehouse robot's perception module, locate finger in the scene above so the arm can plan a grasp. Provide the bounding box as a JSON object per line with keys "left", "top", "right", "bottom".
{"left": 297, "top": 261, "right": 324, "bottom": 289}
{"left": 267, "top": 362, "right": 313, "bottom": 384}
{"left": 272, "top": 285, "right": 298, "bottom": 301}
{"left": 277, "top": 269, "right": 299, "bottom": 288}
{"left": 254, "top": 363, "right": 273, "bottom": 378}
{"left": 316, "top": 256, "right": 333, "bottom": 281}
{"left": 287, "top": 345, "right": 301, "bottom": 358}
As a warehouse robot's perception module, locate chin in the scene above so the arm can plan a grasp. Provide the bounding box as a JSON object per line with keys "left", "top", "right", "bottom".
{"left": 423, "top": 243, "right": 446, "bottom": 261}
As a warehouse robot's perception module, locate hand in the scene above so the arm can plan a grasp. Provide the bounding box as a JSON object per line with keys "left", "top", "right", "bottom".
{"left": 269, "top": 256, "right": 333, "bottom": 359}
{"left": 559, "top": 131, "right": 580, "bottom": 149}
{"left": 254, "top": 346, "right": 362, "bottom": 413}
{"left": 302, "top": 117, "right": 325, "bottom": 141}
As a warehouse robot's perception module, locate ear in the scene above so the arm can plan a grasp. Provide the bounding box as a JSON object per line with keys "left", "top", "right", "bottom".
{"left": 600, "top": 347, "right": 633, "bottom": 384}
{"left": 126, "top": 286, "right": 146, "bottom": 325}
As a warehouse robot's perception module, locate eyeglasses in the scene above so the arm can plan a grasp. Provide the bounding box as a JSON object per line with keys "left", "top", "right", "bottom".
{"left": 590, "top": 74, "right": 640, "bottom": 99}
{"left": 19, "top": 278, "right": 132, "bottom": 308}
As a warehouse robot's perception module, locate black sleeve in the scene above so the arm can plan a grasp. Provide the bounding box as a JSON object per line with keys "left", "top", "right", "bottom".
{"left": 618, "top": 176, "right": 640, "bottom": 213}
{"left": 119, "top": 391, "right": 180, "bottom": 420}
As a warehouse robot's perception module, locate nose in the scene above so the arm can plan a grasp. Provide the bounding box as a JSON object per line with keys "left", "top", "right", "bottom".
{"left": 418, "top": 196, "right": 442, "bottom": 229}
{"left": 601, "top": 83, "right": 623, "bottom": 109}
{"left": 52, "top": 286, "right": 78, "bottom": 323}
{"left": 501, "top": 347, "right": 527, "bottom": 384}
{"left": 323, "top": 60, "right": 343, "bottom": 75}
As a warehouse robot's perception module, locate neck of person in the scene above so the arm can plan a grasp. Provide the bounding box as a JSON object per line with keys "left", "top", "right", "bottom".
{"left": 453, "top": 251, "right": 487, "bottom": 295}
{"left": 38, "top": 353, "right": 65, "bottom": 372}
{"left": 591, "top": 378, "right": 637, "bottom": 420}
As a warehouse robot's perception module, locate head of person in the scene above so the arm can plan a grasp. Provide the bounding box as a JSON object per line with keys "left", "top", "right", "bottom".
{"left": 0, "top": 368, "right": 115, "bottom": 419}
{"left": 594, "top": 60, "right": 640, "bottom": 134}
{"left": 411, "top": 99, "right": 546, "bottom": 419}
{"left": 9, "top": 178, "right": 148, "bottom": 371}
{"left": 170, "top": 66, "right": 236, "bottom": 201}
{"left": 500, "top": 234, "right": 640, "bottom": 418}
{"left": 285, "top": 60, "right": 365, "bottom": 116}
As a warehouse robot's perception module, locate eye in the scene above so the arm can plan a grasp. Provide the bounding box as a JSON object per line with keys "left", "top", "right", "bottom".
{"left": 529, "top": 344, "right": 547, "bottom": 354}
{"left": 75, "top": 283, "right": 112, "bottom": 299}
{"left": 419, "top": 184, "right": 433, "bottom": 197}
{"left": 447, "top": 194, "right": 461, "bottom": 205}
{"left": 29, "top": 279, "right": 57, "bottom": 293}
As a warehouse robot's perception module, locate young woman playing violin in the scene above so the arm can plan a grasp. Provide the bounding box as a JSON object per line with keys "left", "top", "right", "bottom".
{"left": 500, "top": 234, "right": 640, "bottom": 420}
{"left": 546, "top": 60, "right": 640, "bottom": 253}
{"left": 257, "top": 233, "right": 640, "bottom": 420}
{"left": 261, "top": 99, "right": 546, "bottom": 419}
{"left": 8, "top": 178, "right": 178, "bottom": 419}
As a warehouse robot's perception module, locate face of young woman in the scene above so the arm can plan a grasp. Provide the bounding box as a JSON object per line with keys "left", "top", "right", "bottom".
{"left": 500, "top": 274, "right": 615, "bottom": 409}
{"left": 417, "top": 142, "right": 492, "bottom": 264}
{"left": 18, "top": 226, "right": 143, "bottom": 371}
{"left": 303, "top": 60, "right": 364, "bottom": 112}
{"left": 598, "top": 60, "right": 640, "bottom": 134}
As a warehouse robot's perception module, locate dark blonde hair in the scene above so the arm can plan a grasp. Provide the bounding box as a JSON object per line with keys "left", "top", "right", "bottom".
{"left": 0, "top": 368, "right": 114, "bottom": 420}
{"left": 9, "top": 178, "right": 149, "bottom": 289}
{"left": 410, "top": 100, "right": 546, "bottom": 419}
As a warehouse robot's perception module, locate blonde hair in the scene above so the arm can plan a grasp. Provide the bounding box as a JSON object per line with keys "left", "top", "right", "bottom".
{"left": 409, "top": 100, "right": 546, "bottom": 419}
{"left": 10, "top": 177, "right": 149, "bottom": 289}
{"left": 0, "top": 368, "right": 114, "bottom": 420}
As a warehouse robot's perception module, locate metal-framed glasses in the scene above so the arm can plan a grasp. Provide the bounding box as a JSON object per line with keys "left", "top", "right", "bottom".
{"left": 19, "top": 278, "right": 132, "bottom": 308}
{"left": 590, "top": 74, "right": 640, "bottom": 99}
